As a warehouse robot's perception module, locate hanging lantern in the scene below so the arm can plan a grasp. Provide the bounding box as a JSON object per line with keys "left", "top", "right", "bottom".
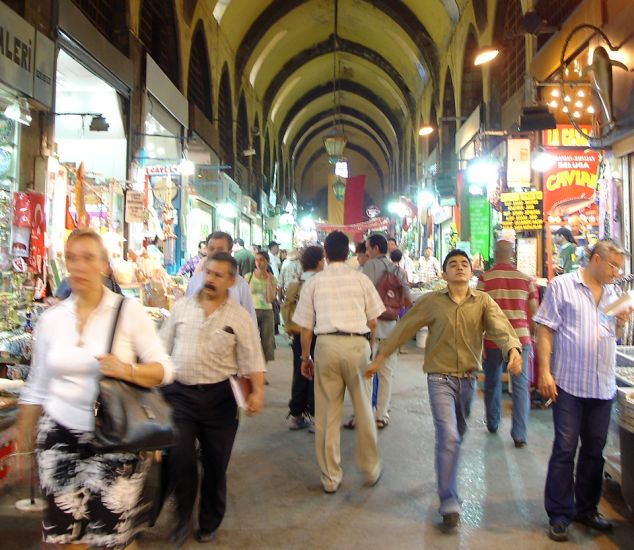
{"left": 332, "top": 176, "right": 346, "bottom": 201}
{"left": 324, "top": 135, "right": 347, "bottom": 164}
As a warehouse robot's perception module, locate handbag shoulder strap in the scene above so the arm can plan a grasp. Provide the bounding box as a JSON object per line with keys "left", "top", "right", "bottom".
{"left": 106, "top": 297, "right": 126, "bottom": 354}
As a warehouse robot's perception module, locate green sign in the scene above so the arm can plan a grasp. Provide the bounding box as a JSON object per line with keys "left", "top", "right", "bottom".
{"left": 468, "top": 196, "right": 491, "bottom": 260}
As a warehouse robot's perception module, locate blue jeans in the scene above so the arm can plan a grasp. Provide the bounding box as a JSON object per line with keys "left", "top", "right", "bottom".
{"left": 427, "top": 373, "right": 475, "bottom": 515}
{"left": 544, "top": 387, "right": 612, "bottom": 525}
{"left": 483, "top": 344, "right": 531, "bottom": 443}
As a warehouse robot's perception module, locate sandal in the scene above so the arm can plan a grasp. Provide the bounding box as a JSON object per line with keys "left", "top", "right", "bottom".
{"left": 376, "top": 419, "right": 388, "bottom": 430}
{"left": 343, "top": 417, "right": 356, "bottom": 429}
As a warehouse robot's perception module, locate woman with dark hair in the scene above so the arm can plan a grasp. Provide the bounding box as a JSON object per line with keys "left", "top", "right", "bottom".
{"left": 246, "top": 251, "right": 277, "bottom": 362}
{"left": 554, "top": 227, "right": 577, "bottom": 274}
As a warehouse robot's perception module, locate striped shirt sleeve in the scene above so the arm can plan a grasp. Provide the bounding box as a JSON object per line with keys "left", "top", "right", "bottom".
{"left": 534, "top": 279, "right": 562, "bottom": 330}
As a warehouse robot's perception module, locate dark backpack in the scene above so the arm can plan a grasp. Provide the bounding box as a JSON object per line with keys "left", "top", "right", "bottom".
{"left": 376, "top": 259, "right": 404, "bottom": 321}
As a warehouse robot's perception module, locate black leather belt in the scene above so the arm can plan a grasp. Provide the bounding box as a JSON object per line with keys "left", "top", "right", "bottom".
{"left": 320, "top": 331, "right": 371, "bottom": 340}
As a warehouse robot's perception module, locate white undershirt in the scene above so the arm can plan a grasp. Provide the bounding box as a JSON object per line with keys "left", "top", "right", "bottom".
{"left": 20, "top": 289, "right": 174, "bottom": 431}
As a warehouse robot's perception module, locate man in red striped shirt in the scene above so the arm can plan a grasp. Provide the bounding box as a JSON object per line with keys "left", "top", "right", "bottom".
{"left": 477, "top": 240, "right": 538, "bottom": 448}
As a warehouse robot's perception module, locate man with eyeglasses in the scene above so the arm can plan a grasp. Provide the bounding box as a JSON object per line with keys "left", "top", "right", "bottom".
{"left": 535, "top": 239, "right": 631, "bottom": 542}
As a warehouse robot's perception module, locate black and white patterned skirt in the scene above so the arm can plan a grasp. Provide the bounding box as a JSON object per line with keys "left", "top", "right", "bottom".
{"left": 36, "top": 413, "right": 153, "bottom": 548}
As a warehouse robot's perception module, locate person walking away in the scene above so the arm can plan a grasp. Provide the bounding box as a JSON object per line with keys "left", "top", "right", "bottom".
{"left": 16, "top": 229, "right": 174, "bottom": 549}
{"left": 268, "top": 241, "right": 282, "bottom": 333}
{"left": 359, "top": 234, "right": 412, "bottom": 430}
{"left": 246, "top": 251, "right": 277, "bottom": 363}
{"left": 233, "top": 237, "right": 255, "bottom": 276}
{"left": 355, "top": 241, "right": 369, "bottom": 268}
{"left": 278, "top": 248, "right": 302, "bottom": 299}
{"left": 535, "top": 240, "right": 630, "bottom": 542}
{"left": 293, "top": 231, "right": 384, "bottom": 493}
{"left": 477, "top": 240, "right": 538, "bottom": 447}
{"left": 186, "top": 232, "right": 256, "bottom": 324}
{"left": 366, "top": 249, "right": 521, "bottom": 531}
{"left": 179, "top": 240, "right": 207, "bottom": 277}
{"left": 282, "top": 246, "right": 325, "bottom": 431}
{"left": 160, "top": 252, "right": 266, "bottom": 546}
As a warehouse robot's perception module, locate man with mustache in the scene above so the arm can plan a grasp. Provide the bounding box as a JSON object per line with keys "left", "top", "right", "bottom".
{"left": 161, "top": 252, "right": 266, "bottom": 546}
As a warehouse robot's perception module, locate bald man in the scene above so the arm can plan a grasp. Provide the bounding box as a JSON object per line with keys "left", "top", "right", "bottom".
{"left": 477, "top": 241, "right": 538, "bottom": 447}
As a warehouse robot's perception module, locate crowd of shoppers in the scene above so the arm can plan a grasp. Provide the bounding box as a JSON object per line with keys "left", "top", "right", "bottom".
{"left": 12, "top": 228, "right": 629, "bottom": 546}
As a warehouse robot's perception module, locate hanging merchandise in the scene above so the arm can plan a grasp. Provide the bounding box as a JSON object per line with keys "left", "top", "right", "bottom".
{"left": 11, "top": 192, "right": 31, "bottom": 258}
{"left": 28, "top": 192, "right": 45, "bottom": 275}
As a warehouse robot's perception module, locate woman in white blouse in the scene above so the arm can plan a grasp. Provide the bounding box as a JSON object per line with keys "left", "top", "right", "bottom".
{"left": 16, "top": 229, "right": 174, "bottom": 550}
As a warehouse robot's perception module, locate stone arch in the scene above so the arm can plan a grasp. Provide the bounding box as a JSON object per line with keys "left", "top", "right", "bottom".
{"left": 236, "top": 94, "right": 249, "bottom": 162}
{"left": 187, "top": 21, "right": 212, "bottom": 121}
{"left": 218, "top": 64, "right": 234, "bottom": 177}
{"left": 461, "top": 28, "right": 483, "bottom": 119}
{"left": 139, "top": 0, "right": 180, "bottom": 87}
{"left": 263, "top": 133, "right": 271, "bottom": 194}
{"left": 71, "top": 0, "right": 128, "bottom": 53}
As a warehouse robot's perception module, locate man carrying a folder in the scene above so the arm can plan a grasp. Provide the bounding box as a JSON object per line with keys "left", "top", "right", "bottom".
{"left": 365, "top": 249, "right": 521, "bottom": 531}
{"left": 535, "top": 239, "right": 629, "bottom": 542}
{"left": 160, "top": 252, "right": 266, "bottom": 546}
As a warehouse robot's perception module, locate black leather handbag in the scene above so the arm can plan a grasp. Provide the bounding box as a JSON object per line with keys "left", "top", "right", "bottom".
{"left": 93, "top": 298, "right": 177, "bottom": 453}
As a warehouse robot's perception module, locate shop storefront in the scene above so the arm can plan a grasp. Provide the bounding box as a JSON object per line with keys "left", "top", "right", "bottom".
{"left": 240, "top": 195, "right": 257, "bottom": 246}
{"left": 215, "top": 172, "right": 241, "bottom": 237}
{"left": 185, "top": 163, "right": 217, "bottom": 261}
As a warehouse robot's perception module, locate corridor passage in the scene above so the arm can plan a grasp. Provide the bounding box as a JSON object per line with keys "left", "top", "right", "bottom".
{"left": 1, "top": 337, "right": 632, "bottom": 550}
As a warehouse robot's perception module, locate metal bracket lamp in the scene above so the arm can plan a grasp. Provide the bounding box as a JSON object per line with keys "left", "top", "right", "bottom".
{"left": 51, "top": 112, "right": 109, "bottom": 131}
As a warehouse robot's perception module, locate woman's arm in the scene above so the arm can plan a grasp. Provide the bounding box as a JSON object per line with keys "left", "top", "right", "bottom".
{"left": 265, "top": 273, "right": 276, "bottom": 303}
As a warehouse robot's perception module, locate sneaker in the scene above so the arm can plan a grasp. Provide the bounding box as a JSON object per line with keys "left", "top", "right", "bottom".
{"left": 305, "top": 414, "right": 315, "bottom": 433}
{"left": 288, "top": 414, "right": 310, "bottom": 431}
{"left": 514, "top": 440, "right": 527, "bottom": 448}
{"left": 573, "top": 511, "right": 613, "bottom": 531}
{"left": 548, "top": 521, "right": 569, "bottom": 542}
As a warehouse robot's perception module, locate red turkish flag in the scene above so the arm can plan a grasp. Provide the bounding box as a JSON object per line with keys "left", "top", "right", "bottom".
{"left": 28, "top": 192, "right": 46, "bottom": 274}
{"left": 344, "top": 175, "right": 365, "bottom": 225}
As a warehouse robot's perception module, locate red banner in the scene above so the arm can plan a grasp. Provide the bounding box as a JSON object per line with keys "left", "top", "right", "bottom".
{"left": 29, "top": 192, "right": 46, "bottom": 275}
{"left": 343, "top": 175, "right": 365, "bottom": 225}
{"left": 542, "top": 148, "right": 600, "bottom": 215}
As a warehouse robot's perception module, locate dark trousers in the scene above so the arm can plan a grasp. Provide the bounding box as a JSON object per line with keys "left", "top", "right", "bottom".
{"left": 289, "top": 334, "right": 315, "bottom": 416}
{"left": 164, "top": 380, "right": 239, "bottom": 533}
{"left": 545, "top": 386, "right": 613, "bottom": 524}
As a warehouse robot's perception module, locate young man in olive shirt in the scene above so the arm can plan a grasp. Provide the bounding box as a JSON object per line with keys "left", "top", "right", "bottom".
{"left": 366, "top": 249, "right": 522, "bottom": 530}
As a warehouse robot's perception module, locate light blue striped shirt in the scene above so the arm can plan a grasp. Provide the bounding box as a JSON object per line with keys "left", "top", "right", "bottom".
{"left": 534, "top": 270, "right": 618, "bottom": 400}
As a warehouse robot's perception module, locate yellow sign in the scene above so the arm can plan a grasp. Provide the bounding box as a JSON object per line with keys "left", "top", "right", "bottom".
{"left": 500, "top": 191, "right": 543, "bottom": 231}
{"left": 542, "top": 125, "right": 592, "bottom": 147}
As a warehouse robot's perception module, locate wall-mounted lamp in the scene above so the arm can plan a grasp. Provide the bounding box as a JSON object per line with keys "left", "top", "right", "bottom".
{"left": 418, "top": 126, "right": 434, "bottom": 136}
{"left": 474, "top": 47, "right": 500, "bottom": 66}
{"left": 4, "top": 98, "right": 32, "bottom": 126}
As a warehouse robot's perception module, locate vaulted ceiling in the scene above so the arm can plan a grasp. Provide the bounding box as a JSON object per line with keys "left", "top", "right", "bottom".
{"left": 212, "top": 0, "right": 463, "bottom": 203}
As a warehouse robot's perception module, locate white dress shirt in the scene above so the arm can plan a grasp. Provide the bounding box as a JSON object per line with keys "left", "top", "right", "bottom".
{"left": 186, "top": 271, "right": 257, "bottom": 324}
{"left": 160, "top": 295, "right": 266, "bottom": 385}
{"left": 293, "top": 262, "right": 385, "bottom": 334}
{"left": 20, "top": 289, "right": 174, "bottom": 431}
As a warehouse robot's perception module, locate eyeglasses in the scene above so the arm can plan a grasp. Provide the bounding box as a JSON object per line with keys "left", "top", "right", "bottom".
{"left": 606, "top": 260, "right": 624, "bottom": 275}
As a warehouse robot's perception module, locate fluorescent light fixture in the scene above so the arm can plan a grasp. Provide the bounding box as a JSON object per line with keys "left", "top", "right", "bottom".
{"left": 531, "top": 151, "right": 557, "bottom": 172}
{"left": 179, "top": 159, "right": 195, "bottom": 176}
{"left": 418, "top": 126, "right": 434, "bottom": 136}
{"left": 466, "top": 158, "right": 499, "bottom": 186}
{"left": 335, "top": 160, "right": 349, "bottom": 178}
{"left": 474, "top": 47, "right": 499, "bottom": 66}
{"left": 217, "top": 203, "right": 237, "bottom": 218}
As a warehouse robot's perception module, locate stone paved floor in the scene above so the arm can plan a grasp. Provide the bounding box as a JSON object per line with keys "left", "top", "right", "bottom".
{"left": 1, "top": 336, "right": 632, "bottom": 549}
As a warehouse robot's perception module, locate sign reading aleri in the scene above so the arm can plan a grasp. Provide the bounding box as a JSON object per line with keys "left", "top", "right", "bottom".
{"left": 500, "top": 191, "right": 544, "bottom": 231}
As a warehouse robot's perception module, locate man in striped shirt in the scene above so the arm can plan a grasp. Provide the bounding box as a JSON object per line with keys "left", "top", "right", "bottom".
{"left": 535, "top": 240, "right": 630, "bottom": 542}
{"left": 477, "top": 240, "right": 537, "bottom": 447}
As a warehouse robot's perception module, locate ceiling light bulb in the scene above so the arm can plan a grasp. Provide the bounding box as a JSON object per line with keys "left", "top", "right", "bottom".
{"left": 562, "top": 106, "right": 569, "bottom": 113}
{"left": 587, "top": 105, "right": 595, "bottom": 114}
{"left": 573, "top": 111, "right": 581, "bottom": 118}
{"left": 564, "top": 95, "right": 571, "bottom": 103}
{"left": 577, "top": 90, "right": 586, "bottom": 98}
{"left": 551, "top": 89, "right": 560, "bottom": 97}
{"left": 549, "top": 100, "right": 558, "bottom": 108}
{"left": 575, "top": 100, "right": 583, "bottom": 108}
{"left": 418, "top": 126, "right": 434, "bottom": 136}
{"left": 474, "top": 48, "right": 499, "bottom": 66}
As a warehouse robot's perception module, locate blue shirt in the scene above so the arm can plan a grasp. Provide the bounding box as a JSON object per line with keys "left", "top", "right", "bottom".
{"left": 186, "top": 271, "right": 257, "bottom": 325}
{"left": 534, "top": 270, "right": 619, "bottom": 400}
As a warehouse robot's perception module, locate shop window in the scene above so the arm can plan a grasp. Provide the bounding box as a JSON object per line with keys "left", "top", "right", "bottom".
{"left": 187, "top": 23, "right": 213, "bottom": 122}
{"left": 490, "top": 0, "right": 525, "bottom": 106}
{"left": 71, "top": 0, "right": 128, "bottom": 54}
{"left": 139, "top": 0, "right": 180, "bottom": 88}
{"left": 461, "top": 30, "right": 483, "bottom": 119}
{"left": 535, "top": 0, "right": 581, "bottom": 50}
{"left": 218, "top": 65, "right": 234, "bottom": 178}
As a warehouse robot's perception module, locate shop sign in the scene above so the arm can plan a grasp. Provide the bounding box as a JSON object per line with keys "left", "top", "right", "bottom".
{"left": 33, "top": 31, "right": 54, "bottom": 107}
{"left": 241, "top": 195, "right": 257, "bottom": 219}
{"left": 468, "top": 196, "right": 491, "bottom": 260}
{"left": 542, "top": 148, "right": 600, "bottom": 214}
{"left": 500, "top": 191, "right": 543, "bottom": 231}
{"left": 506, "top": 138, "right": 531, "bottom": 188}
{"left": 542, "top": 125, "right": 592, "bottom": 147}
{"left": 220, "top": 172, "right": 241, "bottom": 207}
{"left": 125, "top": 191, "right": 144, "bottom": 223}
{"left": 0, "top": 3, "right": 34, "bottom": 96}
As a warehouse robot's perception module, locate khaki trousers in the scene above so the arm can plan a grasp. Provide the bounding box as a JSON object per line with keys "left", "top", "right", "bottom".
{"left": 314, "top": 335, "right": 381, "bottom": 490}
